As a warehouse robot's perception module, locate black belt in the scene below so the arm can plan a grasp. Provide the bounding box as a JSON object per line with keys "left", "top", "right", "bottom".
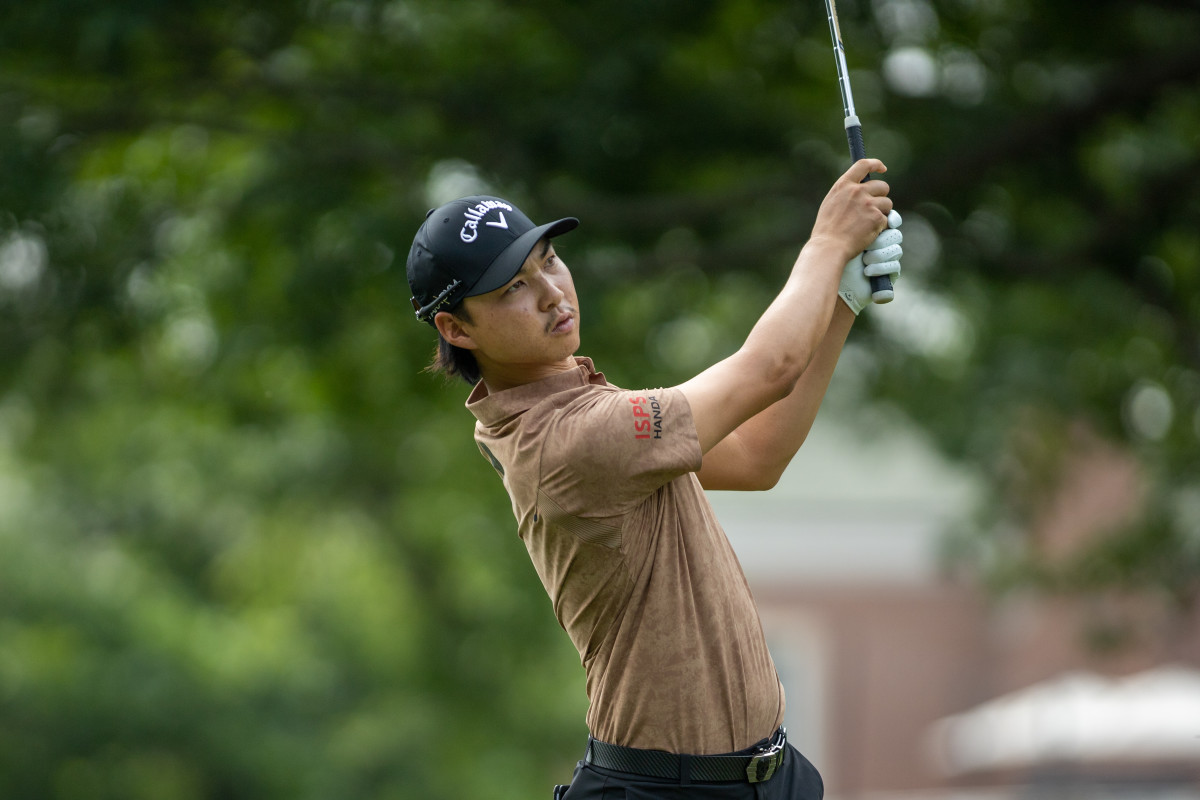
{"left": 585, "top": 727, "right": 787, "bottom": 784}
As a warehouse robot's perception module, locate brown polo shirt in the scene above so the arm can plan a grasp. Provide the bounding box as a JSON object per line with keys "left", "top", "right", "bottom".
{"left": 467, "top": 357, "right": 784, "bottom": 755}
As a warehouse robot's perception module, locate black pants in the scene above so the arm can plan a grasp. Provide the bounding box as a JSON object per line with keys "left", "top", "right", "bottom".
{"left": 559, "top": 743, "right": 824, "bottom": 799}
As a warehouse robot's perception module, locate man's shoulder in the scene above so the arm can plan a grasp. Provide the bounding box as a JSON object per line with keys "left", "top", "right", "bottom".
{"left": 466, "top": 357, "right": 608, "bottom": 424}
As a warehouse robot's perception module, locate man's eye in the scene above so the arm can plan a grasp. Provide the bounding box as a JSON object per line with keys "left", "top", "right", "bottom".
{"left": 506, "top": 281, "right": 524, "bottom": 293}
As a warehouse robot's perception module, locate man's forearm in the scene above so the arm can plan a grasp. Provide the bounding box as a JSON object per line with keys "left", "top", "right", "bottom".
{"left": 727, "top": 300, "right": 855, "bottom": 481}
{"left": 736, "top": 239, "right": 851, "bottom": 394}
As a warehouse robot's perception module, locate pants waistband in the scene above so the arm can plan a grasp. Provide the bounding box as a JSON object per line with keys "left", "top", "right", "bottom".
{"left": 584, "top": 728, "right": 787, "bottom": 785}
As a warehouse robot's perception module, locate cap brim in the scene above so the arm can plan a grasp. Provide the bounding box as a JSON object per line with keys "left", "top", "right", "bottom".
{"left": 464, "top": 217, "right": 579, "bottom": 298}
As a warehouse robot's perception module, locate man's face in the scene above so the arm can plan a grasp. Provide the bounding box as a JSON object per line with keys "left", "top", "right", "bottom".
{"left": 454, "top": 238, "right": 580, "bottom": 373}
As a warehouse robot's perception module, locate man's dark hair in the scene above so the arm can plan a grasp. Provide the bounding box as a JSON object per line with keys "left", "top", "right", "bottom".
{"left": 426, "top": 303, "right": 480, "bottom": 385}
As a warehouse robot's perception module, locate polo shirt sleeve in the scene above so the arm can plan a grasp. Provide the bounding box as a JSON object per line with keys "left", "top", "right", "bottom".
{"left": 537, "top": 387, "right": 703, "bottom": 518}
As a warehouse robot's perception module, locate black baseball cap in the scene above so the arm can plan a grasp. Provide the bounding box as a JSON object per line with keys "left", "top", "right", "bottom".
{"left": 407, "top": 196, "right": 579, "bottom": 325}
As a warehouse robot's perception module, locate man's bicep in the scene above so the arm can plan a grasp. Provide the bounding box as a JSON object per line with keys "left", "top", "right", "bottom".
{"left": 676, "top": 353, "right": 782, "bottom": 454}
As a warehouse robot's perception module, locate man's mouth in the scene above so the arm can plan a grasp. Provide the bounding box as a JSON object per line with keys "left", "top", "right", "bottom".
{"left": 548, "top": 308, "right": 576, "bottom": 334}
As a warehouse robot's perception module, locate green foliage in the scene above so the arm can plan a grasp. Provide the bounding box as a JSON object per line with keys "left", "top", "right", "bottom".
{"left": 1, "top": 0, "right": 1198, "bottom": 797}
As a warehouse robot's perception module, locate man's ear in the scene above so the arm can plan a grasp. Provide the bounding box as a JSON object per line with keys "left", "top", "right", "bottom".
{"left": 434, "top": 311, "right": 477, "bottom": 350}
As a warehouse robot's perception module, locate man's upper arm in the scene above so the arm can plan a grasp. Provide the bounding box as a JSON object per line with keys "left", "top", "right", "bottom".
{"left": 676, "top": 351, "right": 789, "bottom": 456}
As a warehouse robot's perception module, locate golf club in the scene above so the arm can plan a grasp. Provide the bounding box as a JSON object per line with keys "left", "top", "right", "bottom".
{"left": 824, "top": 0, "right": 895, "bottom": 303}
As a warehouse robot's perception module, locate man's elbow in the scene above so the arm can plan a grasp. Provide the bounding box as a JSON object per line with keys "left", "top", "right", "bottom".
{"left": 750, "top": 472, "right": 783, "bottom": 491}
{"left": 734, "top": 462, "right": 787, "bottom": 491}
{"left": 709, "top": 473, "right": 778, "bottom": 492}
{"left": 746, "top": 348, "right": 808, "bottom": 405}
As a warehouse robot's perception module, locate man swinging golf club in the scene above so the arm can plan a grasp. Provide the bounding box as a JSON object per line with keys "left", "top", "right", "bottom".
{"left": 406, "top": 158, "right": 902, "bottom": 799}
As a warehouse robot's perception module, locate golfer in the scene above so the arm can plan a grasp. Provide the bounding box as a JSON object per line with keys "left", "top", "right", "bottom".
{"left": 406, "top": 159, "right": 902, "bottom": 799}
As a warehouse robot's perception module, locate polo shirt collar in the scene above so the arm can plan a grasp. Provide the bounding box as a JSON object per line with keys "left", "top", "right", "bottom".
{"left": 467, "top": 357, "right": 607, "bottom": 426}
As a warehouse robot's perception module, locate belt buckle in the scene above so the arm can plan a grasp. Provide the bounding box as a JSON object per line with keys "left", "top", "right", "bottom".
{"left": 745, "top": 732, "right": 785, "bottom": 784}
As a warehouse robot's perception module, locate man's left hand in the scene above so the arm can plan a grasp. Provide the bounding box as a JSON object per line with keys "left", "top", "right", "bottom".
{"left": 838, "top": 210, "right": 903, "bottom": 315}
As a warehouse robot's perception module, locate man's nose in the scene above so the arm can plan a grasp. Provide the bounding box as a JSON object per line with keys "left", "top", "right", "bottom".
{"left": 539, "top": 277, "right": 565, "bottom": 308}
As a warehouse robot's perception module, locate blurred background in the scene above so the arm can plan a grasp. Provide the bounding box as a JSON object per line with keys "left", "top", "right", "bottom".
{"left": 1, "top": 0, "right": 1198, "bottom": 798}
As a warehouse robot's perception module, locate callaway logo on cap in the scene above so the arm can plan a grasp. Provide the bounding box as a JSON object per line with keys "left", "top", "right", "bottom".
{"left": 407, "top": 195, "right": 579, "bottom": 324}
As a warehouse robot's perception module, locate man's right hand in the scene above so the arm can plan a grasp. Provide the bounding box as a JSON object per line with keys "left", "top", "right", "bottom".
{"left": 808, "top": 158, "right": 893, "bottom": 267}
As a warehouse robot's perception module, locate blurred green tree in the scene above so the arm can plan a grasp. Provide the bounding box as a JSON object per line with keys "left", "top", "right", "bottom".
{"left": 0, "top": 0, "right": 1197, "bottom": 798}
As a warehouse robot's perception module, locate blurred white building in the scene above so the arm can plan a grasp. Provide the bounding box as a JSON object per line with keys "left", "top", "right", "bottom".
{"left": 710, "top": 417, "right": 1200, "bottom": 800}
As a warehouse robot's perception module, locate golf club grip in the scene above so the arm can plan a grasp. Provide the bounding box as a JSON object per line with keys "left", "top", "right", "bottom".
{"left": 845, "top": 122, "right": 894, "bottom": 302}
{"left": 846, "top": 122, "right": 867, "bottom": 164}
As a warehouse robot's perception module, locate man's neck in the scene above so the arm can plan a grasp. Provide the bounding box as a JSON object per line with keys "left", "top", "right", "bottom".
{"left": 478, "top": 356, "right": 580, "bottom": 394}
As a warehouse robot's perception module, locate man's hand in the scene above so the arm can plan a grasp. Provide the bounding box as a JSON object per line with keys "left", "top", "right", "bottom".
{"left": 838, "top": 210, "right": 903, "bottom": 315}
{"left": 809, "top": 158, "right": 893, "bottom": 266}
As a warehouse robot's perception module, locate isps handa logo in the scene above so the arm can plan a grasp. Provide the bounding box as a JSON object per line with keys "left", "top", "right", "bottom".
{"left": 629, "top": 395, "right": 663, "bottom": 440}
